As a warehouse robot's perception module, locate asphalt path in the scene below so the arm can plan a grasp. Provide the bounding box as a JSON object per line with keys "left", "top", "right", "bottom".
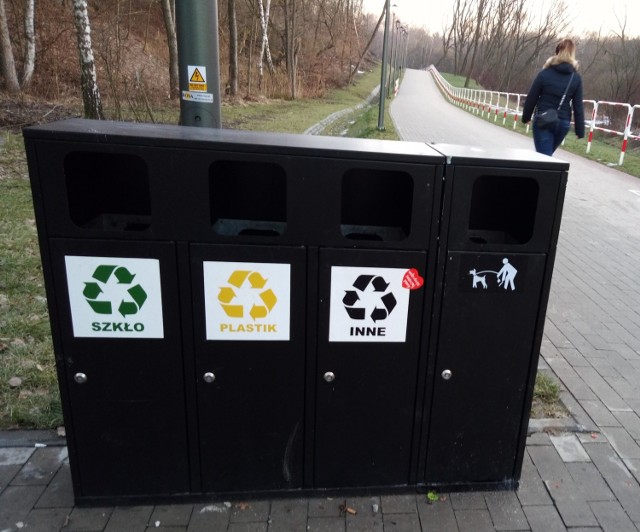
{"left": 391, "top": 69, "right": 640, "bottom": 447}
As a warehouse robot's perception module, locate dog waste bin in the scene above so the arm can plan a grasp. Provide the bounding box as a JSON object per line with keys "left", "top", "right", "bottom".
{"left": 423, "top": 144, "right": 569, "bottom": 490}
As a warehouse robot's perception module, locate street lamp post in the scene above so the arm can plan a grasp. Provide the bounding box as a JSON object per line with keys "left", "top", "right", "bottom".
{"left": 377, "top": 0, "right": 392, "bottom": 131}
{"left": 176, "top": 1, "right": 222, "bottom": 128}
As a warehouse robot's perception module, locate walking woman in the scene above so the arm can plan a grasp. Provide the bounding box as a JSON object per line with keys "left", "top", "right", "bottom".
{"left": 522, "top": 39, "right": 585, "bottom": 156}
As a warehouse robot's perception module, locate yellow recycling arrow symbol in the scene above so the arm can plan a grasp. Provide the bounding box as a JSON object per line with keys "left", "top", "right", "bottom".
{"left": 218, "top": 270, "right": 277, "bottom": 320}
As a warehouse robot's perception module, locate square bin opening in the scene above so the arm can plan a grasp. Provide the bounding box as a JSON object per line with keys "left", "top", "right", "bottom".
{"left": 210, "top": 161, "right": 286, "bottom": 237}
{"left": 468, "top": 175, "right": 539, "bottom": 244}
{"left": 65, "top": 152, "right": 151, "bottom": 231}
{"left": 341, "top": 169, "right": 413, "bottom": 241}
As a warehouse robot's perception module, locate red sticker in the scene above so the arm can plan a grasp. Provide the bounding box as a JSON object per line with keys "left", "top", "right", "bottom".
{"left": 402, "top": 268, "right": 424, "bottom": 290}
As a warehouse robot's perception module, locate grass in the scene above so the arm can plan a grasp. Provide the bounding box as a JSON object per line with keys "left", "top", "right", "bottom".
{"left": 531, "top": 371, "right": 566, "bottom": 419}
{"left": 0, "top": 132, "right": 62, "bottom": 429}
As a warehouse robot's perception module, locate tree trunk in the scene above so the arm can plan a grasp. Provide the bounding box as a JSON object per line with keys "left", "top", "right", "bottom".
{"left": 72, "top": 0, "right": 104, "bottom": 119}
{"left": 283, "top": 0, "right": 297, "bottom": 99}
{"left": 227, "top": 0, "right": 238, "bottom": 96}
{"left": 348, "top": 4, "right": 385, "bottom": 84}
{"left": 0, "top": 0, "right": 20, "bottom": 92}
{"left": 257, "top": 0, "right": 274, "bottom": 90}
{"left": 160, "top": 0, "right": 179, "bottom": 98}
{"left": 21, "top": 0, "right": 36, "bottom": 87}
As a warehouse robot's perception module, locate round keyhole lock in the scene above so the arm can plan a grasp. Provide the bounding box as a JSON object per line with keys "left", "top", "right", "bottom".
{"left": 74, "top": 373, "right": 88, "bottom": 384}
{"left": 323, "top": 372, "right": 336, "bottom": 383}
{"left": 203, "top": 372, "right": 216, "bottom": 384}
{"left": 441, "top": 369, "right": 453, "bottom": 381}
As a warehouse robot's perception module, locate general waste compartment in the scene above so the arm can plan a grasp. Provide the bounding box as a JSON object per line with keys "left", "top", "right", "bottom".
{"left": 24, "top": 119, "right": 444, "bottom": 502}
{"left": 423, "top": 144, "right": 569, "bottom": 489}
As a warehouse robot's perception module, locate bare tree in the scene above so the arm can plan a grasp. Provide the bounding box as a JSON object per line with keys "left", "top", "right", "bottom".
{"left": 72, "top": 0, "right": 104, "bottom": 119}
{"left": 228, "top": 0, "right": 238, "bottom": 96}
{"left": 0, "top": 0, "right": 36, "bottom": 92}
{"left": 160, "top": 0, "right": 179, "bottom": 98}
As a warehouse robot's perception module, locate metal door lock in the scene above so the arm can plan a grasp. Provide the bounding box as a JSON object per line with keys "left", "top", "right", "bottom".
{"left": 323, "top": 372, "right": 336, "bottom": 383}
{"left": 441, "top": 369, "right": 453, "bottom": 381}
{"left": 203, "top": 372, "right": 216, "bottom": 383}
{"left": 74, "top": 373, "right": 88, "bottom": 384}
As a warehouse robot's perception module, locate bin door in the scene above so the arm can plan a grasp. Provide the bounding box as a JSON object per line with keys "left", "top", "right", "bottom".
{"left": 426, "top": 251, "right": 546, "bottom": 485}
{"left": 191, "top": 244, "right": 306, "bottom": 493}
{"left": 315, "top": 248, "right": 428, "bottom": 488}
{"left": 49, "top": 239, "right": 190, "bottom": 498}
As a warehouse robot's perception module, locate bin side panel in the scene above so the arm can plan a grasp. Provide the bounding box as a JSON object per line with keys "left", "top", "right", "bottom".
{"left": 426, "top": 251, "right": 546, "bottom": 486}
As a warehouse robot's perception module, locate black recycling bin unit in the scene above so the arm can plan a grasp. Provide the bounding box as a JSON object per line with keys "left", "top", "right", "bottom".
{"left": 24, "top": 119, "right": 445, "bottom": 504}
{"left": 421, "top": 144, "right": 569, "bottom": 490}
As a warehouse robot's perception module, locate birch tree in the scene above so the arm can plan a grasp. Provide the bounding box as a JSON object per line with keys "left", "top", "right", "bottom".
{"left": 72, "top": 0, "right": 104, "bottom": 119}
{"left": 257, "top": 0, "right": 275, "bottom": 89}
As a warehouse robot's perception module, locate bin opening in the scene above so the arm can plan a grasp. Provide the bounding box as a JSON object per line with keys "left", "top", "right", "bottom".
{"left": 210, "top": 160, "right": 286, "bottom": 237}
{"left": 468, "top": 175, "right": 538, "bottom": 245}
{"left": 65, "top": 152, "right": 151, "bottom": 231}
{"left": 340, "top": 168, "right": 413, "bottom": 241}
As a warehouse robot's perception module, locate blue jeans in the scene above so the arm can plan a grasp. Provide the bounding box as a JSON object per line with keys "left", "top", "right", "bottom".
{"left": 532, "top": 119, "right": 571, "bottom": 156}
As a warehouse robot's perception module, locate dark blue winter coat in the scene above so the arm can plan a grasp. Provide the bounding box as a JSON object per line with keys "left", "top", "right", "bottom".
{"left": 522, "top": 62, "right": 585, "bottom": 138}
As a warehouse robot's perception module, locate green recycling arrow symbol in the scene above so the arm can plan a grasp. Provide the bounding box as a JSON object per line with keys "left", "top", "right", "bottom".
{"left": 83, "top": 265, "right": 148, "bottom": 317}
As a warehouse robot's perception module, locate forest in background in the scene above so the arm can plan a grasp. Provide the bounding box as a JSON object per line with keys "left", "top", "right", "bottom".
{"left": 0, "top": 0, "right": 639, "bottom": 123}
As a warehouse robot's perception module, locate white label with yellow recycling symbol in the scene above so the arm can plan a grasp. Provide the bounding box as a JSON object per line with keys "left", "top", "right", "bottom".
{"left": 203, "top": 261, "right": 291, "bottom": 341}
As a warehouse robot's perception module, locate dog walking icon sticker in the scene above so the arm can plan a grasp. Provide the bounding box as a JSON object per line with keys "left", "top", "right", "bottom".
{"left": 469, "top": 258, "right": 518, "bottom": 291}
{"left": 64, "top": 256, "right": 165, "bottom": 338}
{"left": 329, "top": 266, "right": 418, "bottom": 343}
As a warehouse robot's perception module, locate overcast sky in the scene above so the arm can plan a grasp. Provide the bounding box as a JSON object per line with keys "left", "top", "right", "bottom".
{"left": 362, "top": 0, "right": 640, "bottom": 37}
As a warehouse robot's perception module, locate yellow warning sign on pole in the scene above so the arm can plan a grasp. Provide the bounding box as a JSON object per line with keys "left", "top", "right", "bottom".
{"left": 187, "top": 65, "right": 208, "bottom": 92}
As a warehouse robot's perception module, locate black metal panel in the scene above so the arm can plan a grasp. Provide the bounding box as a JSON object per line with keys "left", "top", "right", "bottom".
{"left": 314, "top": 248, "right": 428, "bottom": 488}
{"left": 190, "top": 244, "right": 306, "bottom": 493}
{"left": 445, "top": 165, "right": 563, "bottom": 253}
{"left": 426, "top": 251, "right": 546, "bottom": 485}
{"left": 48, "top": 239, "right": 190, "bottom": 498}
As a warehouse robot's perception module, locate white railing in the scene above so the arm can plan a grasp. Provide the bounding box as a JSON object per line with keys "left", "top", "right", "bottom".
{"left": 428, "top": 65, "right": 639, "bottom": 166}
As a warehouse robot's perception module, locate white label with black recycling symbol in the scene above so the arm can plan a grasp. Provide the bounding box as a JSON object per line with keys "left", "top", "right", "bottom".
{"left": 328, "top": 266, "right": 411, "bottom": 343}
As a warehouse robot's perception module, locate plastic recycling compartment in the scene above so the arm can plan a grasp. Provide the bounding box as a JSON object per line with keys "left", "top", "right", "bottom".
{"left": 24, "top": 120, "right": 569, "bottom": 504}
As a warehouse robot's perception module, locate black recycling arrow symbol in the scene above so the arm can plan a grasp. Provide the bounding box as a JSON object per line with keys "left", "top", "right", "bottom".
{"left": 345, "top": 307, "right": 366, "bottom": 320}
{"left": 371, "top": 292, "right": 398, "bottom": 322}
{"left": 353, "top": 275, "right": 375, "bottom": 291}
{"left": 372, "top": 276, "right": 390, "bottom": 292}
{"left": 343, "top": 290, "right": 360, "bottom": 306}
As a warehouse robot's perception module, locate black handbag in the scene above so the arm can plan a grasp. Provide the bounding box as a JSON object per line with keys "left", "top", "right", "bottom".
{"left": 536, "top": 73, "right": 574, "bottom": 130}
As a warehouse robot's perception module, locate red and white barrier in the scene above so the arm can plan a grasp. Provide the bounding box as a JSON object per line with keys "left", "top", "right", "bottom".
{"left": 427, "top": 65, "right": 638, "bottom": 166}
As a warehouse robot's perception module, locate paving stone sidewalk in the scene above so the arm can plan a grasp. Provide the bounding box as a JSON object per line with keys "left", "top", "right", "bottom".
{"left": 1, "top": 70, "right": 639, "bottom": 530}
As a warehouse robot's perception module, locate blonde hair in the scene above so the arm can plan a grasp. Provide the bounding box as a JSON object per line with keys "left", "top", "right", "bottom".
{"left": 544, "top": 38, "right": 579, "bottom": 69}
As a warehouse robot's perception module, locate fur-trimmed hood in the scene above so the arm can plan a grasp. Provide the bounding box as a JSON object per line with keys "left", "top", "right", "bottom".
{"left": 543, "top": 55, "right": 579, "bottom": 70}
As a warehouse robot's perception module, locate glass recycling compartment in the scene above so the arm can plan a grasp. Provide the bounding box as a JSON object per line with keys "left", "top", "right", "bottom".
{"left": 65, "top": 152, "right": 151, "bottom": 231}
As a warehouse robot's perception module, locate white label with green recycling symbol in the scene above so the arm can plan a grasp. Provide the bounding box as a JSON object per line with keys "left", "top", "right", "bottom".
{"left": 64, "top": 256, "right": 164, "bottom": 338}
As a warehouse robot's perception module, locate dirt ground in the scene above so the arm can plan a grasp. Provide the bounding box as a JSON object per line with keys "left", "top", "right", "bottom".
{"left": 0, "top": 95, "right": 81, "bottom": 133}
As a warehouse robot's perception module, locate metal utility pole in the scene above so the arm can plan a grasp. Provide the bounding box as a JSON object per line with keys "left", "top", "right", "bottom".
{"left": 176, "top": 1, "right": 222, "bottom": 128}
{"left": 377, "top": 0, "right": 392, "bottom": 131}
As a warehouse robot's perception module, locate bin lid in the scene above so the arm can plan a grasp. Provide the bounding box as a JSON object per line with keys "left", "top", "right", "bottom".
{"left": 429, "top": 143, "right": 570, "bottom": 171}
{"left": 23, "top": 118, "right": 445, "bottom": 164}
